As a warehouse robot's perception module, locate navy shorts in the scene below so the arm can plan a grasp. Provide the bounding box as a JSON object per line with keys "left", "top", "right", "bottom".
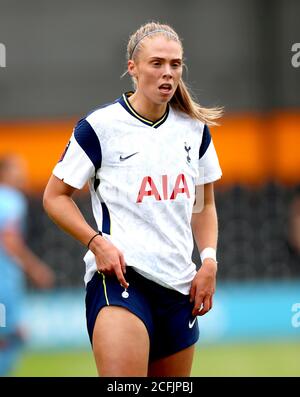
{"left": 85, "top": 267, "right": 199, "bottom": 360}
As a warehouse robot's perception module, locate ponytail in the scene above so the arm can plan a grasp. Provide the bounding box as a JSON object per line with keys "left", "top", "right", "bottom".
{"left": 170, "top": 79, "right": 223, "bottom": 126}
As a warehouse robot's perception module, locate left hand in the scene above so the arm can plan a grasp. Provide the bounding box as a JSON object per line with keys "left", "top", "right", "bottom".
{"left": 189, "top": 258, "right": 217, "bottom": 317}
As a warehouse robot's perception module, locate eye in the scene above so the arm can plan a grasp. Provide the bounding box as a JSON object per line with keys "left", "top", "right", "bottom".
{"left": 152, "top": 61, "right": 161, "bottom": 66}
{"left": 172, "top": 62, "right": 182, "bottom": 68}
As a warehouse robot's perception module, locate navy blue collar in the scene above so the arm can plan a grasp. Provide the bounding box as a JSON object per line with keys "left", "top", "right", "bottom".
{"left": 118, "top": 92, "right": 169, "bottom": 129}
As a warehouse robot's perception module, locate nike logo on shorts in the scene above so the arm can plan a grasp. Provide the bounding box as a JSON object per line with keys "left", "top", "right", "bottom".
{"left": 188, "top": 317, "right": 198, "bottom": 329}
{"left": 119, "top": 152, "right": 139, "bottom": 161}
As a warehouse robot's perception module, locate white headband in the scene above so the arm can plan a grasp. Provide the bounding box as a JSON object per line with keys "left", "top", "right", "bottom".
{"left": 130, "top": 29, "right": 178, "bottom": 59}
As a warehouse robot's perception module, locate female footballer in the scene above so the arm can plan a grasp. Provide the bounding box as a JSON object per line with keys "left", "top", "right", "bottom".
{"left": 43, "top": 21, "right": 223, "bottom": 377}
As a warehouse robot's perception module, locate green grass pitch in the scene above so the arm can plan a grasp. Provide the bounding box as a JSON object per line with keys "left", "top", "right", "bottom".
{"left": 11, "top": 341, "right": 300, "bottom": 377}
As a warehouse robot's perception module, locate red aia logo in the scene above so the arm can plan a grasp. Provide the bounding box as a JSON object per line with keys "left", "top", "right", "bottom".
{"left": 137, "top": 174, "right": 190, "bottom": 203}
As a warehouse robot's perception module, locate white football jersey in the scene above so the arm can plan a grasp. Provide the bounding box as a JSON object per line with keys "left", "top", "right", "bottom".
{"left": 53, "top": 92, "right": 222, "bottom": 294}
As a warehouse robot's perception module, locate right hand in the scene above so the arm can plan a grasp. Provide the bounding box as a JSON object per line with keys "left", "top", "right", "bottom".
{"left": 89, "top": 235, "right": 128, "bottom": 289}
{"left": 31, "top": 262, "right": 55, "bottom": 289}
{"left": 29, "top": 261, "right": 56, "bottom": 289}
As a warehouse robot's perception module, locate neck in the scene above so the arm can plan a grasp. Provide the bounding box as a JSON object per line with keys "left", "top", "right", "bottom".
{"left": 128, "top": 91, "right": 167, "bottom": 121}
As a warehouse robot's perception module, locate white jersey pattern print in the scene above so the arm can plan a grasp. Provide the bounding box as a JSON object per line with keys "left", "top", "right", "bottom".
{"left": 53, "top": 93, "right": 222, "bottom": 295}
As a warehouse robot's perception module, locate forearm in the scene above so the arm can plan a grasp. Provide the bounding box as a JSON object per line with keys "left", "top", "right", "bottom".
{"left": 1, "top": 229, "right": 54, "bottom": 287}
{"left": 192, "top": 203, "right": 218, "bottom": 253}
{"left": 14, "top": 243, "right": 45, "bottom": 273}
{"left": 190, "top": 202, "right": 218, "bottom": 309}
{"left": 190, "top": 183, "right": 219, "bottom": 314}
{"left": 43, "top": 192, "right": 97, "bottom": 248}
{"left": 3, "top": 229, "right": 44, "bottom": 271}
{"left": 43, "top": 177, "right": 129, "bottom": 287}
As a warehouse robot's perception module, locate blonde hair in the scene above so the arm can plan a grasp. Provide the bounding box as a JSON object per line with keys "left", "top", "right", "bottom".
{"left": 125, "top": 22, "right": 223, "bottom": 126}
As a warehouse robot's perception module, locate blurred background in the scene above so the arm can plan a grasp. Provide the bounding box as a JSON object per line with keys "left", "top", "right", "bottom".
{"left": 0, "top": 0, "right": 299, "bottom": 376}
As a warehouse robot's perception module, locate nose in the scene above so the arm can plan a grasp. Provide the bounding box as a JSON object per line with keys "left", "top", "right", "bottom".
{"left": 162, "top": 63, "right": 173, "bottom": 78}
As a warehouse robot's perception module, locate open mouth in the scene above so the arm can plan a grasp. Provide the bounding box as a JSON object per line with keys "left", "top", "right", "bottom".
{"left": 158, "top": 83, "right": 172, "bottom": 94}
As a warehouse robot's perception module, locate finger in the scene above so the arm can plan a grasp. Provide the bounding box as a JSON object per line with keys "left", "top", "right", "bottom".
{"left": 98, "top": 267, "right": 115, "bottom": 277}
{"left": 209, "top": 295, "right": 213, "bottom": 311}
{"left": 198, "top": 296, "right": 211, "bottom": 316}
{"left": 192, "top": 295, "right": 204, "bottom": 317}
{"left": 119, "top": 253, "right": 126, "bottom": 274}
{"left": 115, "top": 264, "right": 129, "bottom": 289}
{"left": 97, "top": 267, "right": 109, "bottom": 275}
{"left": 189, "top": 283, "right": 196, "bottom": 303}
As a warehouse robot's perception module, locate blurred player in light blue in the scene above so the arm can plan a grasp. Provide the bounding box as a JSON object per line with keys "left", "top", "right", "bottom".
{"left": 0, "top": 155, "right": 55, "bottom": 376}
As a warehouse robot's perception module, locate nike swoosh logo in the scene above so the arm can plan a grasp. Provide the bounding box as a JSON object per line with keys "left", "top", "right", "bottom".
{"left": 188, "top": 317, "right": 197, "bottom": 329}
{"left": 119, "top": 152, "right": 139, "bottom": 161}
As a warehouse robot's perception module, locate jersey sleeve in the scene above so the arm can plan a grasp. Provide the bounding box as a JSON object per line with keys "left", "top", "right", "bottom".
{"left": 53, "top": 118, "right": 102, "bottom": 189}
{"left": 197, "top": 124, "right": 222, "bottom": 185}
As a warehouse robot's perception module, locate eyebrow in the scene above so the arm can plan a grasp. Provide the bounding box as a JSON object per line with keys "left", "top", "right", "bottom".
{"left": 149, "top": 57, "right": 182, "bottom": 62}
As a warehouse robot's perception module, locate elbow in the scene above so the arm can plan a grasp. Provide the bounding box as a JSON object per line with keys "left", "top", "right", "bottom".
{"left": 42, "top": 188, "right": 52, "bottom": 215}
{"left": 42, "top": 176, "right": 74, "bottom": 216}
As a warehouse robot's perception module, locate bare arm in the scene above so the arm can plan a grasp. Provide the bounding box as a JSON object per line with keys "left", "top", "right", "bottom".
{"left": 43, "top": 175, "right": 128, "bottom": 288}
{"left": 1, "top": 225, "right": 55, "bottom": 289}
{"left": 190, "top": 182, "right": 218, "bottom": 316}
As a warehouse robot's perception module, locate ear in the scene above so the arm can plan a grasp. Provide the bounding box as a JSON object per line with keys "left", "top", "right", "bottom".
{"left": 127, "top": 59, "right": 136, "bottom": 77}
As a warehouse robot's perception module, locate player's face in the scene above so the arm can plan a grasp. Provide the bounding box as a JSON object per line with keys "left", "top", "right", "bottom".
{"left": 1, "top": 157, "right": 28, "bottom": 191}
{"left": 129, "top": 36, "right": 183, "bottom": 105}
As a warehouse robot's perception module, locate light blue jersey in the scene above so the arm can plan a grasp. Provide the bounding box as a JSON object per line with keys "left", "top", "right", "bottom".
{"left": 0, "top": 185, "right": 27, "bottom": 334}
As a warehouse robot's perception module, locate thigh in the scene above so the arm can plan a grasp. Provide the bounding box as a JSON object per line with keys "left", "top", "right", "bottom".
{"left": 148, "top": 344, "right": 195, "bottom": 377}
{"left": 92, "top": 306, "right": 150, "bottom": 377}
